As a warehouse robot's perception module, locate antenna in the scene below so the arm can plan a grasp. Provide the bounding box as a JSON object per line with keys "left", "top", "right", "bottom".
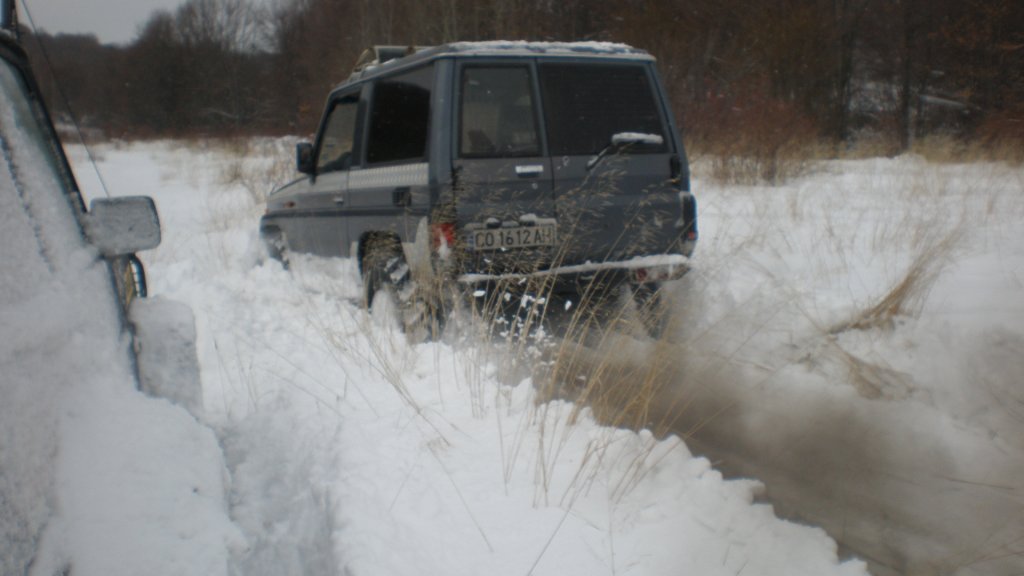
{"left": 16, "top": 0, "right": 112, "bottom": 199}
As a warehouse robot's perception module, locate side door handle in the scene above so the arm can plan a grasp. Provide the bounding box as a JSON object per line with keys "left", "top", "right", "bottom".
{"left": 332, "top": 196, "right": 345, "bottom": 205}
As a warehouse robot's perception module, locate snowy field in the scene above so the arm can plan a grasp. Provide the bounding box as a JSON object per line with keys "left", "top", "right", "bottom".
{"left": 8, "top": 138, "right": 1021, "bottom": 575}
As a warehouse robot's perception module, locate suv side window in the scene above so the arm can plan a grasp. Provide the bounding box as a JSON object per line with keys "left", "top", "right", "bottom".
{"left": 366, "top": 64, "right": 433, "bottom": 165}
{"left": 539, "top": 63, "right": 666, "bottom": 156}
{"left": 459, "top": 66, "right": 540, "bottom": 158}
{"left": 316, "top": 92, "right": 360, "bottom": 173}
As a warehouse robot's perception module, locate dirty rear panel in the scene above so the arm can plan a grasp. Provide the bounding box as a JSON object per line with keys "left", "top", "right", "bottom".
{"left": 450, "top": 58, "right": 686, "bottom": 278}
{"left": 451, "top": 62, "right": 559, "bottom": 276}
{"left": 539, "top": 61, "right": 685, "bottom": 266}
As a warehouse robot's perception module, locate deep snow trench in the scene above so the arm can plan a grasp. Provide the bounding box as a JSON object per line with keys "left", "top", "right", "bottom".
{"left": 60, "top": 140, "right": 1024, "bottom": 576}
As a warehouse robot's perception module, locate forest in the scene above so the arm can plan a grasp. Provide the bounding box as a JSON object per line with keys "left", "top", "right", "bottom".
{"left": 22, "top": 0, "right": 1024, "bottom": 160}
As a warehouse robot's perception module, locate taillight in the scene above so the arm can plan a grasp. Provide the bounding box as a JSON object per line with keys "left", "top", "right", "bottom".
{"left": 670, "top": 155, "right": 690, "bottom": 191}
{"left": 430, "top": 222, "right": 456, "bottom": 252}
{"left": 681, "top": 191, "right": 697, "bottom": 240}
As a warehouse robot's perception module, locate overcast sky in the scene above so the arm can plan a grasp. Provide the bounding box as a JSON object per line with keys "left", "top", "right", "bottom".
{"left": 24, "top": 0, "right": 188, "bottom": 45}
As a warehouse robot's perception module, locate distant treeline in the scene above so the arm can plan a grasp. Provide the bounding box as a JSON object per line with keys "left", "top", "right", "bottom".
{"left": 23, "top": 0, "right": 1024, "bottom": 152}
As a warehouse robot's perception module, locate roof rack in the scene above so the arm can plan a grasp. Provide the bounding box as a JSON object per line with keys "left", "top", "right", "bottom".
{"left": 351, "top": 45, "right": 430, "bottom": 77}
{"left": 340, "top": 41, "right": 652, "bottom": 86}
{"left": 2, "top": 0, "right": 17, "bottom": 35}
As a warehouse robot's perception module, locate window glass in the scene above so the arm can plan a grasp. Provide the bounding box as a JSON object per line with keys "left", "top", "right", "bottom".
{"left": 0, "top": 60, "right": 65, "bottom": 180}
{"left": 539, "top": 64, "right": 666, "bottom": 156}
{"left": 316, "top": 93, "right": 359, "bottom": 173}
{"left": 1, "top": 59, "right": 88, "bottom": 297}
{"left": 459, "top": 67, "right": 539, "bottom": 158}
{"left": 366, "top": 65, "right": 433, "bottom": 165}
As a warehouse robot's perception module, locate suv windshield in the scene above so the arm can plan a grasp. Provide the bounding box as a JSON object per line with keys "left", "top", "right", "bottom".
{"left": 539, "top": 63, "right": 666, "bottom": 156}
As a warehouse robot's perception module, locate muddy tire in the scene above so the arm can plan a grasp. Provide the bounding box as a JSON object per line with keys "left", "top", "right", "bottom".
{"left": 362, "top": 237, "right": 407, "bottom": 310}
{"left": 262, "top": 228, "right": 289, "bottom": 268}
{"left": 631, "top": 282, "right": 669, "bottom": 339}
{"left": 363, "top": 237, "right": 447, "bottom": 340}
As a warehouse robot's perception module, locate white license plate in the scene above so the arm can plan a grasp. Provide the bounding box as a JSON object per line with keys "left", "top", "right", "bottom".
{"left": 467, "top": 225, "right": 557, "bottom": 250}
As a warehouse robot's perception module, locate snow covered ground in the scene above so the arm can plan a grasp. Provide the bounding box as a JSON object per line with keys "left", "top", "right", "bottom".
{"left": 664, "top": 157, "right": 1024, "bottom": 574}
{"left": 10, "top": 138, "right": 1019, "bottom": 575}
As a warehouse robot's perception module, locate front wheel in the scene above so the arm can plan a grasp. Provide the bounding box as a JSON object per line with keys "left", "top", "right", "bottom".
{"left": 362, "top": 237, "right": 408, "bottom": 311}
{"left": 261, "top": 227, "right": 289, "bottom": 268}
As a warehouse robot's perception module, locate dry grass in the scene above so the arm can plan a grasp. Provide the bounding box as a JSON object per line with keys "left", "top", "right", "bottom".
{"left": 837, "top": 132, "right": 1024, "bottom": 166}
{"left": 696, "top": 141, "right": 826, "bottom": 187}
{"left": 693, "top": 131, "right": 1023, "bottom": 187}
{"left": 684, "top": 88, "right": 824, "bottom": 186}
{"left": 244, "top": 130, "right": 996, "bottom": 513}
{"left": 216, "top": 137, "right": 298, "bottom": 205}
{"left": 914, "top": 135, "right": 1024, "bottom": 166}
{"left": 814, "top": 334, "right": 913, "bottom": 401}
{"left": 830, "top": 226, "right": 963, "bottom": 335}
{"left": 840, "top": 130, "right": 904, "bottom": 159}
{"left": 388, "top": 247, "right": 698, "bottom": 505}
{"left": 202, "top": 131, "right": 1022, "bottom": 574}
{"left": 541, "top": 334, "right": 681, "bottom": 435}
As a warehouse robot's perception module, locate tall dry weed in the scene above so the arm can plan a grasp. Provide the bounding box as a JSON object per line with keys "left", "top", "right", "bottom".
{"left": 686, "top": 84, "right": 823, "bottom": 186}
{"left": 831, "top": 225, "right": 963, "bottom": 334}
{"left": 217, "top": 137, "right": 298, "bottom": 206}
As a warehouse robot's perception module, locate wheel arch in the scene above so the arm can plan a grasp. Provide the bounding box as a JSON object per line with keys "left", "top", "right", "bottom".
{"left": 259, "top": 224, "right": 288, "bottom": 263}
{"left": 357, "top": 230, "right": 403, "bottom": 276}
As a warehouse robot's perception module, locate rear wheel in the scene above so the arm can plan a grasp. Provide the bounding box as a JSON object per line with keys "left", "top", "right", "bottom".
{"left": 362, "top": 237, "right": 446, "bottom": 340}
{"left": 631, "top": 282, "right": 670, "bottom": 339}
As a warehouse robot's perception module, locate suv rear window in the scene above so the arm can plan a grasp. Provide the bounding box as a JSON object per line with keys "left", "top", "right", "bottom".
{"left": 459, "top": 66, "right": 540, "bottom": 158}
{"left": 539, "top": 63, "right": 666, "bottom": 156}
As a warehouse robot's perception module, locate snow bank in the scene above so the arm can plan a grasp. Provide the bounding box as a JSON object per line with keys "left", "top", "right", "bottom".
{"left": 676, "top": 156, "right": 1024, "bottom": 574}
{"left": 56, "top": 137, "right": 1024, "bottom": 575}
{"left": 65, "top": 140, "right": 870, "bottom": 575}
{"left": 30, "top": 381, "right": 244, "bottom": 576}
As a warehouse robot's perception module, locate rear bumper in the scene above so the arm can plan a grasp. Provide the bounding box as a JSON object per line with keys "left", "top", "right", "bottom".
{"left": 457, "top": 253, "right": 691, "bottom": 290}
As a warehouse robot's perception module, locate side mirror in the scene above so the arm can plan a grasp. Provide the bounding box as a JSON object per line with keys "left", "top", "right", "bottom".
{"left": 296, "top": 142, "right": 315, "bottom": 175}
{"left": 85, "top": 196, "right": 162, "bottom": 257}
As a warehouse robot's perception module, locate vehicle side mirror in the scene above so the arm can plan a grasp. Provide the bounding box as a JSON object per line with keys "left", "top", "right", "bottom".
{"left": 85, "top": 196, "right": 162, "bottom": 256}
{"left": 296, "top": 142, "right": 315, "bottom": 175}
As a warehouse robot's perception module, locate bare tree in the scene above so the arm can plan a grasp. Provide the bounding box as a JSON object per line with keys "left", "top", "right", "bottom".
{"left": 24, "top": 0, "right": 1024, "bottom": 146}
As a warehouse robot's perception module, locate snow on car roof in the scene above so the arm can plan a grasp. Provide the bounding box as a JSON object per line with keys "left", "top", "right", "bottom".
{"left": 444, "top": 40, "right": 653, "bottom": 59}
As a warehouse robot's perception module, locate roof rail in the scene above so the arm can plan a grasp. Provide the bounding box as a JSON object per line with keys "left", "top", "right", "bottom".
{"left": 351, "top": 45, "right": 429, "bottom": 77}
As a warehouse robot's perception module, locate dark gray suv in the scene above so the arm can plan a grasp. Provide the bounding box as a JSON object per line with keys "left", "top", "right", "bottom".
{"left": 261, "top": 42, "right": 697, "bottom": 335}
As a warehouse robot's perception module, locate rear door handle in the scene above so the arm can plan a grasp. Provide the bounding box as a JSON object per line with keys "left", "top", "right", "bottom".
{"left": 333, "top": 196, "right": 345, "bottom": 205}
{"left": 515, "top": 165, "right": 544, "bottom": 178}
